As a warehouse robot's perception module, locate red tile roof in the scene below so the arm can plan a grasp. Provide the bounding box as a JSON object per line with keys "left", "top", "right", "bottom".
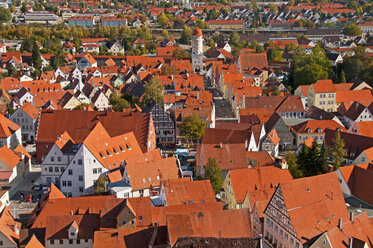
{"left": 167, "top": 209, "right": 253, "bottom": 246}
{"left": 0, "top": 114, "right": 20, "bottom": 138}
{"left": 162, "top": 178, "right": 216, "bottom": 206}
{"left": 126, "top": 157, "right": 179, "bottom": 191}
{"left": 229, "top": 166, "right": 292, "bottom": 204}
{"left": 36, "top": 110, "right": 152, "bottom": 153}
{"left": 239, "top": 53, "right": 268, "bottom": 71}
{"left": 277, "top": 172, "right": 349, "bottom": 244}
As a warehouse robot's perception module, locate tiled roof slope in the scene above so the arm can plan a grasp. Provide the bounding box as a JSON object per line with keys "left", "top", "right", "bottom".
{"left": 162, "top": 178, "right": 216, "bottom": 206}
{"left": 36, "top": 110, "right": 151, "bottom": 153}
{"left": 167, "top": 209, "right": 253, "bottom": 246}
{"left": 276, "top": 172, "right": 349, "bottom": 244}
{"left": 339, "top": 164, "right": 373, "bottom": 206}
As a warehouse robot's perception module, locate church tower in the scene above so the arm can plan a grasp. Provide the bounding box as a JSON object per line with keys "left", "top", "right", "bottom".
{"left": 192, "top": 27, "right": 204, "bottom": 75}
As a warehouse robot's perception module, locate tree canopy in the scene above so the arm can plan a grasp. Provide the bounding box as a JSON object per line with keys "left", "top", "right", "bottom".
{"left": 179, "top": 113, "right": 206, "bottom": 144}
{"left": 290, "top": 45, "right": 332, "bottom": 88}
{"left": 204, "top": 157, "right": 222, "bottom": 195}
{"left": 109, "top": 93, "right": 131, "bottom": 112}
{"left": 343, "top": 24, "right": 362, "bottom": 37}
{"left": 143, "top": 76, "right": 164, "bottom": 107}
{"left": 329, "top": 131, "right": 346, "bottom": 170}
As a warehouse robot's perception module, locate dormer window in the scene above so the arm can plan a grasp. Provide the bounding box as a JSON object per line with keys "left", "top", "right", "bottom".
{"left": 307, "top": 128, "right": 312, "bottom": 133}
{"left": 317, "top": 128, "right": 322, "bottom": 133}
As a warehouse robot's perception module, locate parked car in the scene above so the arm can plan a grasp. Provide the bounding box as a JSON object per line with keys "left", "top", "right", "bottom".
{"left": 42, "top": 184, "right": 49, "bottom": 192}
{"left": 34, "top": 184, "right": 42, "bottom": 191}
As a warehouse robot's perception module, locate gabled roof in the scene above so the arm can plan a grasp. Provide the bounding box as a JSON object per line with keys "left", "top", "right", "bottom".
{"left": 162, "top": 178, "right": 216, "bottom": 206}
{"left": 28, "top": 195, "right": 118, "bottom": 229}
{"left": 274, "top": 172, "right": 349, "bottom": 244}
{"left": 83, "top": 123, "right": 143, "bottom": 171}
{"left": 45, "top": 214, "right": 100, "bottom": 240}
{"left": 324, "top": 212, "right": 373, "bottom": 248}
{"left": 0, "top": 114, "right": 20, "bottom": 138}
{"left": 339, "top": 164, "right": 373, "bottom": 206}
{"left": 229, "top": 166, "right": 292, "bottom": 204}
{"left": 0, "top": 206, "right": 21, "bottom": 246}
{"left": 344, "top": 101, "right": 368, "bottom": 121}
{"left": 126, "top": 157, "right": 179, "bottom": 191}
{"left": 266, "top": 128, "right": 280, "bottom": 146}
{"left": 291, "top": 119, "right": 345, "bottom": 134}
{"left": 311, "top": 79, "right": 335, "bottom": 93}
{"left": 239, "top": 53, "right": 268, "bottom": 71}
{"left": 167, "top": 209, "right": 253, "bottom": 246}
{"left": 36, "top": 110, "right": 152, "bottom": 153}
{"left": 24, "top": 235, "right": 44, "bottom": 248}
{"left": 81, "top": 54, "right": 97, "bottom": 65}
{"left": 202, "top": 127, "right": 253, "bottom": 145}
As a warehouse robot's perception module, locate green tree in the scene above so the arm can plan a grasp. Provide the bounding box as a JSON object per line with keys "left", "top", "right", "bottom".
{"left": 285, "top": 152, "right": 302, "bottom": 178}
{"left": 204, "top": 157, "right": 222, "bottom": 195}
{"left": 267, "top": 46, "right": 284, "bottom": 62}
{"left": 21, "top": 2, "right": 27, "bottom": 13}
{"left": 94, "top": 175, "right": 108, "bottom": 194}
{"left": 342, "top": 57, "right": 364, "bottom": 81}
{"left": 180, "top": 25, "right": 192, "bottom": 44}
{"left": 196, "top": 19, "right": 206, "bottom": 29}
{"left": 269, "top": 2, "right": 278, "bottom": 14}
{"left": 143, "top": 76, "right": 164, "bottom": 106}
{"left": 7, "top": 65, "right": 16, "bottom": 76}
{"left": 157, "top": 13, "right": 169, "bottom": 28}
{"left": 74, "top": 103, "right": 91, "bottom": 110}
{"left": 172, "top": 48, "right": 191, "bottom": 59}
{"left": 109, "top": 93, "right": 131, "bottom": 112}
{"left": 179, "top": 113, "right": 206, "bottom": 145}
{"left": 343, "top": 24, "right": 362, "bottom": 37}
{"left": 0, "top": 7, "right": 11, "bottom": 22}
{"left": 329, "top": 131, "right": 346, "bottom": 170}
{"left": 339, "top": 70, "right": 346, "bottom": 83}
{"left": 207, "top": 39, "right": 215, "bottom": 48}
{"left": 229, "top": 31, "right": 239, "bottom": 46}
{"left": 32, "top": 41, "right": 42, "bottom": 70}
{"left": 291, "top": 45, "right": 331, "bottom": 87}
{"left": 161, "top": 29, "right": 169, "bottom": 38}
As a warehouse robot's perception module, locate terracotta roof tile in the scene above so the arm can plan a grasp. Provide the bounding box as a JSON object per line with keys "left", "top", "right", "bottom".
{"left": 239, "top": 53, "right": 268, "bottom": 71}
{"left": 277, "top": 172, "right": 349, "bottom": 243}
{"left": 229, "top": 166, "right": 292, "bottom": 204}
{"left": 24, "top": 235, "right": 44, "bottom": 248}
{"left": 21, "top": 102, "right": 39, "bottom": 120}
{"left": 126, "top": 157, "right": 179, "bottom": 191}
{"left": 162, "top": 178, "right": 216, "bottom": 206}
{"left": 0, "top": 114, "right": 20, "bottom": 138}
{"left": 167, "top": 209, "right": 253, "bottom": 246}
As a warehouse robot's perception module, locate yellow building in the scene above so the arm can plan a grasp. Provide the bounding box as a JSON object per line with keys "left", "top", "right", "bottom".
{"left": 307, "top": 80, "right": 337, "bottom": 112}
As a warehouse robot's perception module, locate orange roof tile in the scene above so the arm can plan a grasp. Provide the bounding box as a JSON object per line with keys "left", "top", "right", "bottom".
{"left": 162, "top": 178, "right": 216, "bottom": 206}
{"left": 336, "top": 89, "right": 373, "bottom": 109}
{"left": 21, "top": 102, "right": 39, "bottom": 120}
{"left": 0, "top": 77, "right": 20, "bottom": 92}
{"left": 267, "top": 128, "right": 280, "bottom": 146}
{"left": 311, "top": 79, "right": 335, "bottom": 93}
{"left": 126, "top": 156, "right": 179, "bottom": 191}
{"left": 167, "top": 209, "right": 253, "bottom": 246}
{"left": 0, "top": 114, "right": 20, "bottom": 138}
{"left": 0, "top": 206, "right": 21, "bottom": 246}
{"left": 239, "top": 53, "right": 268, "bottom": 71}
{"left": 291, "top": 119, "right": 346, "bottom": 134}
{"left": 278, "top": 172, "right": 349, "bottom": 243}
{"left": 229, "top": 166, "right": 292, "bottom": 204}
{"left": 24, "top": 235, "right": 44, "bottom": 248}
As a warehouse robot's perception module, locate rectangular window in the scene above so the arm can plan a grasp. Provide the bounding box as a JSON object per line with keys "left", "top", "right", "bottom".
{"left": 55, "top": 167, "right": 59, "bottom": 172}
{"left": 79, "top": 175, "right": 83, "bottom": 181}
{"left": 62, "top": 181, "right": 66, "bottom": 186}
{"left": 77, "top": 239, "right": 80, "bottom": 244}
{"left": 68, "top": 181, "right": 72, "bottom": 186}
{"left": 60, "top": 240, "right": 63, "bottom": 244}
{"left": 78, "top": 159, "right": 83, "bottom": 165}
{"left": 69, "top": 240, "right": 73, "bottom": 244}
{"left": 58, "top": 157, "right": 61, "bottom": 162}
{"left": 79, "top": 187, "right": 83, "bottom": 193}
{"left": 50, "top": 240, "right": 54, "bottom": 244}
{"left": 49, "top": 167, "right": 53, "bottom": 172}
{"left": 93, "top": 168, "right": 97, "bottom": 174}
{"left": 98, "top": 168, "right": 102, "bottom": 173}
{"left": 61, "top": 167, "right": 65, "bottom": 172}
{"left": 68, "top": 169, "right": 73, "bottom": 175}
{"left": 51, "top": 157, "right": 54, "bottom": 162}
